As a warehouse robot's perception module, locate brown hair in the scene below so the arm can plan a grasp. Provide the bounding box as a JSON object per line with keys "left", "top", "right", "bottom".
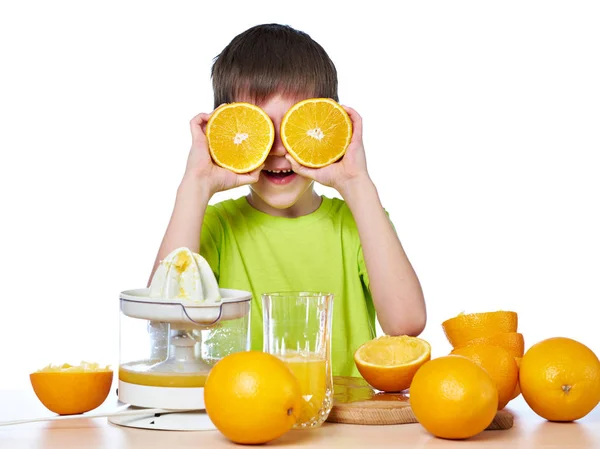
{"left": 211, "top": 23, "right": 338, "bottom": 109}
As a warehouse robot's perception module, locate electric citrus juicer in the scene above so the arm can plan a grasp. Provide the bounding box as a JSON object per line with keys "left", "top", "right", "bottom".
{"left": 109, "top": 247, "right": 252, "bottom": 431}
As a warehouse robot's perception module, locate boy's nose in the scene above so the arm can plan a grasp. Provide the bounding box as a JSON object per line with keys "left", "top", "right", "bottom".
{"left": 269, "top": 137, "right": 288, "bottom": 157}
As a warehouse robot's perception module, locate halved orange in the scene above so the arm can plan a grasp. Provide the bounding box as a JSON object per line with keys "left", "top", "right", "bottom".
{"left": 455, "top": 332, "right": 525, "bottom": 359}
{"left": 442, "top": 311, "right": 518, "bottom": 348}
{"left": 206, "top": 102, "right": 275, "bottom": 173}
{"left": 354, "top": 335, "right": 431, "bottom": 392}
{"left": 280, "top": 98, "right": 352, "bottom": 168}
{"left": 30, "top": 362, "right": 113, "bottom": 415}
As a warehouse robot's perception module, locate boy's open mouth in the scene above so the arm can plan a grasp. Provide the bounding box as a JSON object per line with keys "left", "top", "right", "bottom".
{"left": 262, "top": 169, "right": 296, "bottom": 185}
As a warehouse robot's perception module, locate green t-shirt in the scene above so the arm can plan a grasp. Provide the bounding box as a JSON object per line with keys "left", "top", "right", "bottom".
{"left": 200, "top": 195, "right": 377, "bottom": 377}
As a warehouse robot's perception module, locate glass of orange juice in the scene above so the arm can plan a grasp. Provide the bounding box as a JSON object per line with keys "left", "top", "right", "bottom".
{"left": 262, "top": 291, "right": 334, "bottom": 429}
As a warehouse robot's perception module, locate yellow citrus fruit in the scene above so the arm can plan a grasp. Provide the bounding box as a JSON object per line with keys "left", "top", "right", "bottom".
{"left": 354, "top": 335, "right": 431, "bottom": 392}
{"left": 442, "top": 311, "right": 518, "bottom": 348}
{"left": 451, "top": 344, "right": 519, "bottom": 410}
{"left": 206, "top": 102, "right": 274, "bottom": 173}
{"left": 410, "top": 355, "right": 498, "bottom": 440}
{"left": 29, "top": 362, "right": 113, "bottom": 415}
{"left": 519, "top": 337, "right": 600, "bottom": 422}
{"left": 204, "top": 351, "right": 303, "bottom": 445}
{"left": 280, "top": 97, "right": 352, "bottom": 168}
{"left": 455, "top": 332, "right": 525, "bottom": 359}
{"left": 510, "top": 357, "right": 522, "bottom": 400}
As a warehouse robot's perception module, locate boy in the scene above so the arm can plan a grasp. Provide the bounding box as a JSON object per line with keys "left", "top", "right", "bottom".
{"left": 149, "top": 23, "right": 426, "bottom": 376}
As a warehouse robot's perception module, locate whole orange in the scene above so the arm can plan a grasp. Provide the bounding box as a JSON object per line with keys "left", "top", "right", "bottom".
{"left": 409, "top": 355, "right": 498, "bottom": 440}
{"left": 510, "top": 357, "right": 522, "bottom": 400}
{"left": 451, "top": 344, "right": 519, "bottom": 410}
{"left": 204, "top": 351, "right": 303, "bottom": 444}
{"left": 519, "top": 337, "right": 600, "bottom": 422}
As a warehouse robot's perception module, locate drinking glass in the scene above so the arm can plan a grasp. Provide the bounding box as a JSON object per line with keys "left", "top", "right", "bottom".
{"left": 262, "top": 292, "right": 334, "bottom": 429}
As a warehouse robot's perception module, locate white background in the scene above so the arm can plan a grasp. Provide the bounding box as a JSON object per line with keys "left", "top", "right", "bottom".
{"left": 1, "top": 1, "right": 599, "bottom": 388}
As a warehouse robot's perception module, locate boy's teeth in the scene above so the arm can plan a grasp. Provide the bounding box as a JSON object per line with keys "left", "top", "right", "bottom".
{"left": 267, "top": 169, "right": 292, "bottom": 173}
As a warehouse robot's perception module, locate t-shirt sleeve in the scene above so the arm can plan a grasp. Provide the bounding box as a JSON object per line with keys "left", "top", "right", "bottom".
{"left": 200, "top": 206, "right": 224, "bottom": 281}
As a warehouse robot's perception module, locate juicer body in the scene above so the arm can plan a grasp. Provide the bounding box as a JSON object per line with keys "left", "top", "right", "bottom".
{"left": 117, "top": 288, "right": 252, "bottom": 410}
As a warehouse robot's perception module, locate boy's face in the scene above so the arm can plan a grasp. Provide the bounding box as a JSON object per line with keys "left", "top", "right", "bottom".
{"left": 243, "top": 93, "right": 316, "bottom": 212}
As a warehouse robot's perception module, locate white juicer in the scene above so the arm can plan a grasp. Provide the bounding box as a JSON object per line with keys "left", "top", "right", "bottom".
{"left": 109, "top": 248, "right": 252, "bottom": 431}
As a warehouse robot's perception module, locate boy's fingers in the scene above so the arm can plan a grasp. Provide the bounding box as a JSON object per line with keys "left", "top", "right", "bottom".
{"left": 190, "top": 112, "right": 207, "bottom": 126}
{"left": 190, "top": 112, "right": 210, "bottom": 137}
{"left": 285, "top": 155, "right": 316, "bottom": 179}
{"left": 248, "top": 164, "right": 264, "bottom": 181}
{"left": 237, "top": 164, "right": 264, "bottom": 185}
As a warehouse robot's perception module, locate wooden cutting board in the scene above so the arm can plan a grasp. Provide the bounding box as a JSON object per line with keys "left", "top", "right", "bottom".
{"left": 326, "top": 376, "right": 513, "bottom": 429}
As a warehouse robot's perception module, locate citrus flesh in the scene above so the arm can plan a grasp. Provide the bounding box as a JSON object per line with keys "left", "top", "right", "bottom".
{"left": 206, "top": 102, "right": 274, "bottom": 173}
{"left": 29, "top": 362, "right": 113, "bottom": 415}
{"left": 280, "top": 98, "right": 352, "bottom": 168}
{"left": 354, "top": 335, "right": 431, "bottom": 392}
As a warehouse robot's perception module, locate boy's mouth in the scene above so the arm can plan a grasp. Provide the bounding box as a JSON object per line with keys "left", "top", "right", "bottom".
{"left": 262, "top": 169, "right": 296, "bottom": 185}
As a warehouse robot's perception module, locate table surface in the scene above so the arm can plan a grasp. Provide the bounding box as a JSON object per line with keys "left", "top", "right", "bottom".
{"left": 1, "top": 388, "right": 599, "bottom": 449}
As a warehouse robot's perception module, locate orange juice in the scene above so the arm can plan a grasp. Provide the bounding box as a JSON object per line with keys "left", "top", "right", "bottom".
{"left": 280, "top": 352, "right": 331, "bottom": 425}
{"left": 119, "top": 361, "right": 208, "bottom": 388}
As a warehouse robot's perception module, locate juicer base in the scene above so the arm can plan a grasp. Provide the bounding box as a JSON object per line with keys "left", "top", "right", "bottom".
{"left": 118, "top": 381, "right": 205, "bottom": 410}
{"left": 108, "top": 407, "right": 216, "bottom": 431}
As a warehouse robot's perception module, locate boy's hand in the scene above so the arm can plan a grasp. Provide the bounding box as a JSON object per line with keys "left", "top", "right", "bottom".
{"left": 184, "top": 111, "right": 263, "bottom": 195}
{"left": 285, "top": 106, "right": 371, "bottom": 197}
